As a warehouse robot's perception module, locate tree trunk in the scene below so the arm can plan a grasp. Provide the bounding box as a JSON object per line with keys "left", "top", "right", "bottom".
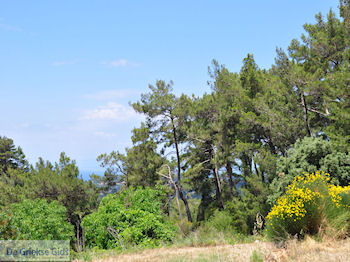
{"left": 301, "top": 92, "right": 312, "bottom": 136}
{"left": 213, "top": 167, "right": 224, "bottom": 210}
{"left": 197, "top": 191, "right": 212, "bottom": 222}
{"left": 253, "top": 159, "right": 264, "bottom": 183}
{"left": 170, "top": 116, "right": 192, "bottom": 222}
{"left": 225, "top": 161, "right": 235, "bottom": 197}
{"left": 171, "top": 118, "right": 182, "bottom": 182}
{"left": 241, "top": 153, "right": 252, "bottom": 177}
{"left": 177, "top": 183, "right": 193, "bottom": 222}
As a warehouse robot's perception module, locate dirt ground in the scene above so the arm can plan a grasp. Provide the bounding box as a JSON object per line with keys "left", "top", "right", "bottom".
{"left": 77, "top": 238, "right": 350, "bottom": 262}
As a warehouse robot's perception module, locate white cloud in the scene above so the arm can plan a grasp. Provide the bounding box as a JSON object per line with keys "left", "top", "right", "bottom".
{"left": 51, "top": 60, "right": 80, "bottom": 66}
{"left": 93, "top": 131, "right": 117, "bottom": 138}
{"left": 0, "top": 23, "right": 22, "bottom": 32}
{"left": 84, "top": 89, "right": 142, "bottom": 100}
{"left": 102, "top": 59, "right": 140, "bottom": 67}
{"left": 82, "top": 102, "right": 141, "bottom": 121}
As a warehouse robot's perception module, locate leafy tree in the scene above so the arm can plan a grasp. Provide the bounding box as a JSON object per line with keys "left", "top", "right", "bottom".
{"left": 0, "top": 168, "right": 27, "bottom": 207}
{"left": 132, "top": 81, "right": 193, "bottom": 222}
{"left": 82, "top": 187, "right": 175, "bottom": 249}
{"left": 282, "top": 7, "right": 350, "bottom": 147}
{"left": 96, "top": 124, "right": 166, "bottom": 194}
{"left": 0, "top": 199, "right": 74, "bottom": 240}
{"left": 0, "top": 136, "right": 28, "bottom": 175}
{"left": 270, "top": 136, "right": 350, "bottom": 203}
{"left": 226, "top": 176, "right": 271, "bottom": 234}
{"left": 184, "top": 93, "right": 225, "bottom": 217}
{"left": 23, "top": 153, "right": 98, "bottom": 226}
{"left": 0, "top": 153, "right": 98, "bottom": 249}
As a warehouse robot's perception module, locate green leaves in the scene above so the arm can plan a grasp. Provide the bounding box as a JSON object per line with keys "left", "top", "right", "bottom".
{"left": 0, "top": 136, "right": 28, "bottom": 176}
{"left": 82, "top": 187, "right": 175, "bottom": 249}
{"left": 0, "top": 199, "right": 74, "bottom": 240}
{"left": 270, "top": 137, "right": 350, "bottom": 204}
{"left": 95, "top": 124, "right": 166, "bottom": 191}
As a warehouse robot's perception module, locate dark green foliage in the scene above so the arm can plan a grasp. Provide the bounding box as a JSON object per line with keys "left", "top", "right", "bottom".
{"left": 0, "top": 199, "right": 74, "bottom": 240}
{"left": 0, "top": 136, "right": 28, "bottom": 175}
{"left": 131, "top": 81, "right": 194, "bottom": 222}
{"left": 226, "top": 176, "right": 271, "bottom": 234}
{"left": 82, "top": 187, "right": 176, "bottom": 249}
{"left": 95, "top": 124, "right": 166, "bottom": 193}
{"left": 0, "top": 151, "right": 98, "bottom": 250}
{"left": 19, "top": 154, "right": 98, "bottom": 226}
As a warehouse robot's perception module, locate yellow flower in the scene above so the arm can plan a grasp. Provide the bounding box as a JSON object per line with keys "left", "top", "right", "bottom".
{"left": 329, "top": 185, "right": 350, "bottom": 208}
{"left": 267, "top": 172, "right": 331, "bottom": 221}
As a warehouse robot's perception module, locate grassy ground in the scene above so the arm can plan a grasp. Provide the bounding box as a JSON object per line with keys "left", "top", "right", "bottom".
{"left": 74, "top": 237, "right": 350, "bottom": 262}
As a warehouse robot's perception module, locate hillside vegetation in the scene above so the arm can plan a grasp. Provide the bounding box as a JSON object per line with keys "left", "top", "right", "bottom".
{"left": 1, "top": 1, "right": 350, "bottom": 261}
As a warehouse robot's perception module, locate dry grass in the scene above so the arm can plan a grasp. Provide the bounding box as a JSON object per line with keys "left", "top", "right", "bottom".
{"left": 271, "top": 237, "right": 350, "bottom": 262}
{"left": 75, "top": 238, "right": 350, "bottom": 262}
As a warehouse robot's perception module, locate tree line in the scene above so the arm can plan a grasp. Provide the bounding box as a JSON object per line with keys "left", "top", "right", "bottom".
{"left": 1, "top": 0, "right": 350, "bottom": 249}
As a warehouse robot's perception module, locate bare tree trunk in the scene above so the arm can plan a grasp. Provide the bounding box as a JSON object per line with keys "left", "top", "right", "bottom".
{"left": 213, "top": 167, "right": 224, "bottom": 209}
{"left": 253, "top": 159, "right": 264, "bottom": 183}
{"left": 301, "top": 92, "right": 312, "bottom": 136}
{"left": 170, "top": 117, "right": 192, "bottom": 222}
{"left": 177, "top": 183, "right": 193, "bottom": 222}
{"left": 75, "top": 215, "right": 84, "bottom": 252}
{"left": 211, "top": 145, "right": 224, "bottom": 209}
{"left": 158, "top": 164, "right": 183, "bottom": 220}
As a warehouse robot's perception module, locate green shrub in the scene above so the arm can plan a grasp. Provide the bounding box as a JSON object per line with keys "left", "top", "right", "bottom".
{"left": 82, "top": 187, "right": 176, "bottom": 249}
{"left": 206, "top": 210, "right": 234, "bottom": 232}
{"left": 0, "top": 211, "right": 16, "bottom": 239}
{"left": 0, "top": 199, "right": 74, "bottom": 240}
{"left": 270, "top": 137, "right": 350, "bottom": 204}
{"left": 266, "top": 171, "right": 350, "bottom": 240}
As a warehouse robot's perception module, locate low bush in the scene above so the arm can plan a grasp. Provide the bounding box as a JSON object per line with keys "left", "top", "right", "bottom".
{"left": 174, "top": 218, "right": 193, "bottom": 237}
{"left": 82, "top": 187, "right": 176, "bottom": 249}
{"left": 266, "top": 171, "right": 350, "bottom": 240}
{"left": 206, "top": 210, "right": 235, "bottom": 232}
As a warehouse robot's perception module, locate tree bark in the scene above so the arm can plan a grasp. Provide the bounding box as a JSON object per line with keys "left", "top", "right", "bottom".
{"left": 241, "top": 153, "right": 252, "bottom": 177}
{"left": 253, "top": 159, "right": 264, "bottom": 183}
{"left": 177, "top": 183, "right": 193, "bottom": 222}
{"left": 225, "top": 161, "right": 235, "bottom": 197}
{"left": 197, "top": 192, "right": 211, "bottom": 222}
{"left": 213, "top": 167, "right": 224, "bottom": 209}
{"left": 300, "top": 92, "right": 312, "bottom": 136}
{"left": 170, "top": 116, "right": 192, "bottom": 222}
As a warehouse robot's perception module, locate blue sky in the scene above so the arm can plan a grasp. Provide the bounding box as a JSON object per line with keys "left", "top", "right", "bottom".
{"left": 0, "top": 0, "right": 339, "bottom": 177}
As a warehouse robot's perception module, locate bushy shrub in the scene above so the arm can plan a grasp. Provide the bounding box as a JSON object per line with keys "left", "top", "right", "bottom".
{"left": 270, "top": 137, "right": 350, "bottom": 204}
{"left": 82, "top": 187, "right": 176, "bottom": 249}
{"left": 0, "top": 212, "right": 16, "bottom": 239}
{"left": 266, "top": 171, "right": 350, "bottom": 240}
{"left": 206, "top": 210, "right": 235, "bottom": 232}
{"left": 0, "top": 199, "right": 74, "bottom": 240}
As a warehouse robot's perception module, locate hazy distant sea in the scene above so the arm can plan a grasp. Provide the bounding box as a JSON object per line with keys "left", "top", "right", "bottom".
{"left": 80, "top": 170, "right": 104, "bottom": 181}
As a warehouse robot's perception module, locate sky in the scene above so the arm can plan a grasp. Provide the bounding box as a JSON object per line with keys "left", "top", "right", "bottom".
{"left": 0, "top": 0, "right": 339, "bottom": 178}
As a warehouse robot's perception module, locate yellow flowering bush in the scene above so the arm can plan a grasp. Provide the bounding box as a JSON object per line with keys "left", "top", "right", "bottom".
{"left": 328, "top": 185, "right": 350, "bottom": 208}
{"left": 266, "top": 171, "right": 350, "bottom": 240}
